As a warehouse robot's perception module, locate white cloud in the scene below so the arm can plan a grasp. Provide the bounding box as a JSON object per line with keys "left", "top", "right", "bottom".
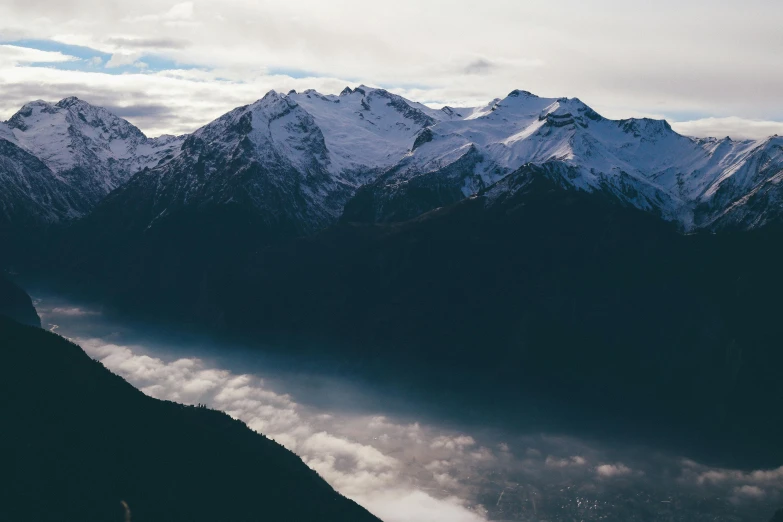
{"left": 0, "top": 1, "right": 781, "bottom": 137}
{"left": 596, "top": 463, "right": 633, "bottom": 478}
{"left": 105, "top": 52, "right": 141, "bottom": 68}
{"left": 0, "top": 63, "right": 360, "bottom": 136}
{"left": 0, "top": 44, "right": 77, "bottom": 66}
{"left": 430, "top": 435, "right": 476, "bottom": 451}
{"left": 66, "top": 334, "right": 490, "bottom": 522}
{"left": 687, "top": 461, "right": 783, "bottom": 488}
{"left": 672, "top": 117, "right": 783, "bottom": 140}
{"left": 165, "top": 2, "right": 194, "bottom": 20}
{"left": 301, "top": 431, "right": 398, "bottom": 471}
{"left": 35, "top": 297, "right": 783, "bottom": 522}
{"left": 359, "top": 490, "right": 486, "bottom": 522}
{"left": 732, "top": 485, "right": 766, "bottom": 499}
{"left": 124, "top": 2, "right": 196, "bottom": 24}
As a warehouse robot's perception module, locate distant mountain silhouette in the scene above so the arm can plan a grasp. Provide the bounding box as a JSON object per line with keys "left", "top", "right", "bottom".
{"left": 0, "top": 316, "right": 380, "bottom": 522}
{"left": 770, "top": 509, "right": 783, "bottom": 522}
{"left": 0, "top": 273, "right": 40, "bottom": 327}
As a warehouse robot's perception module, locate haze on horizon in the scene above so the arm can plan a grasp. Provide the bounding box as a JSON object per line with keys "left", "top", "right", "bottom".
{"left": 1, "top": 0, "right": 782, "bottom": 139}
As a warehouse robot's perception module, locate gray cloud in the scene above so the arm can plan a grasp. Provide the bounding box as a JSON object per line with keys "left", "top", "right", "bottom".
{"left": 463, "top": 58, "right": 495, "bottom": 75}
{"left": 105, "top": 37, "right": 191, "bottom": 50}
{"left": 104, "top": 104, "right": 185, "bottom": 135}
{"left": 672, "top": 117, "right": 783, "bottom": 141}
{"left": 50, "top": 306, "right": 99, "bottom": 316}
{"left": 0, "top": 0, "right": 781, "bottom": 137}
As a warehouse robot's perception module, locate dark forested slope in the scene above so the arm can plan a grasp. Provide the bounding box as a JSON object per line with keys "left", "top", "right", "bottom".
{"left": 27, "top": 164, "right": 783, "bottom": 469}
{"left": 0, "top": 316, "right": 380, "bottom": 522}
{"left": 0, "top": 273, "right": 40, "bottom": 327}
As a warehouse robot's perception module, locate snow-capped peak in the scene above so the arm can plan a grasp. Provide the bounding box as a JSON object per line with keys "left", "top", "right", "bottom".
{"left": 285, "top": 86, "right": 436, "bottom": 175}
{"left": 0, "top": 121, "right": 15, "bottom": 142}
{"left": 354, "top": 88, "right": 783, "bottom": 229}
{"left": 2, "top": 96, "right": 183, "bottom": 216}
{"left": 3, "top": 88, "right": 782, "bottom": 233}
{"left": 6, "top": 96, "right": 162, "bottom": 173}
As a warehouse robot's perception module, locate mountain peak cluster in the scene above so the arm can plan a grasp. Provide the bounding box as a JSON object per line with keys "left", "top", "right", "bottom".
{"left": 3, "top": 87, "right": 783, "bottom": 522}
{"left": 2, "top": 86, "right": 782, "bottom": 234}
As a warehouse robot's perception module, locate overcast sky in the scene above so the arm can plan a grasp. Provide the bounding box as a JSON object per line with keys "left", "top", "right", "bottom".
{"left": 1, "top": 0, "right": 781, "bottom": 138}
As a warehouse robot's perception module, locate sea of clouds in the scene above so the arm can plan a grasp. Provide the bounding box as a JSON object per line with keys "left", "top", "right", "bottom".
{"left": 37, "top": 297, "right": 783, "bottom": 522}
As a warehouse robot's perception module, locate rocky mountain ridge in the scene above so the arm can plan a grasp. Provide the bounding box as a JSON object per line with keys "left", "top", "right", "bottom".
{"left": 2, "top": 87, "right": 782, "bottom": 233}
{"left": 0, "top": 97, "right": 181, "bottom": 226}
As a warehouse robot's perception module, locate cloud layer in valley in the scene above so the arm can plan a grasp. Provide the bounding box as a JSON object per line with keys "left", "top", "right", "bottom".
{"left": 36, "top": 297, "right": 783, "bottom": 522}
{"left": 1, "top": 0, "right": 782, "bottom": 139}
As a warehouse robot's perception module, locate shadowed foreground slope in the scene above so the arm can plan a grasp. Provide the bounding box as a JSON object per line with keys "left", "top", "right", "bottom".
{"left": 0, "top": 273, "right": 40, "bottom": 327}
{"left": 0, "top": 316, "right": 381, "bottom": 522}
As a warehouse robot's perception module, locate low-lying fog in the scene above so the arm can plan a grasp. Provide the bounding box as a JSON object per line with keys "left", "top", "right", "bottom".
{"left": 35, "top": 292, "right": 782, "bottom": 522}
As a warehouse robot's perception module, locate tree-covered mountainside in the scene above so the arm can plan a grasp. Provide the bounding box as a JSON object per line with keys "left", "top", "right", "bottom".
{"left": 0, "top": 273, "right": 40, "bottom": 327}
{"left": 46, "top": 164, "right": 783, "bottom": 470}
{"left": 2, "top": 87, "right": 782, "bottom": 477}
{"left": 0, "top": 316, "right": 380, "bottom": 522}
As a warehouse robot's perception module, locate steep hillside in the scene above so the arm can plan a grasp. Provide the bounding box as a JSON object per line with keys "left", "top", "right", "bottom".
{"left": 0, "top": 316, "right": 380, "bottom": 522}
{"left": 0, "top": 273, "right": 40, "bottom": 327}
{"left": 85, "top": 163, "right": 783, "bottom": 468}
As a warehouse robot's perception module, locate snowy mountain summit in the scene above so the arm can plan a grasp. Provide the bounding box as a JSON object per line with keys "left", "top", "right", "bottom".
{"left": 0, "top": 97, "right": 181, "bottom": 225}
{"left": 1, "top": 87, "right": 781, "bottom": 232}
{"left": 345, "top": 88, "right": 783, "bottom": 230}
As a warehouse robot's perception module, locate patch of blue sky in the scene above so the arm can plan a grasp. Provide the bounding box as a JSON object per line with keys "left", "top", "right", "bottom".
{"left": 2, "top": 39, "right": 110, "bottom": 61}
{"left": 2, "top": 39, "right": 201, "bottom": 74}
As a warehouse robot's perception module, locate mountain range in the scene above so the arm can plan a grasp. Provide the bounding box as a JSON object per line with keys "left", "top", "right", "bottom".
{"left": 2, "top": 86, "right": 782, "bottom": 234}
{"left": 3, "top": 87, "right": 783, "bottom": 472}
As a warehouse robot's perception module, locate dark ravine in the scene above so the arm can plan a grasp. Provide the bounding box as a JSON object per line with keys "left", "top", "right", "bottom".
{"left": 0, "top": 315, "right": 380, "bottom": 522}
{"left": 36, "top": 164, "right": 783, "bottom": 470}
